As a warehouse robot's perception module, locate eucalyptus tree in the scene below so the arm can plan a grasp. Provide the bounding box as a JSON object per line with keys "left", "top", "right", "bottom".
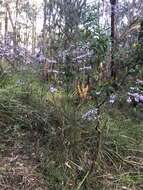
{"left": 42, "top": 0, "right": 86, "bottom": 55}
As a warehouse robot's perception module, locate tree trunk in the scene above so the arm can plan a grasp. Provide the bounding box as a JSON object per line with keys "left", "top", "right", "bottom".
{"left": 4, "top": 8, "right": 8, "bottom": 45}
{"left": 110, "top": 0, "right": 116, "bottom": 80}
{"left": 42, "top": 0, "right": 47, "bottom": 55}
{"left": 5, "top": 2, "right": 17, "bottom": 51}
{"left": 32, "top": 0, "right": 36, "bottom": 54}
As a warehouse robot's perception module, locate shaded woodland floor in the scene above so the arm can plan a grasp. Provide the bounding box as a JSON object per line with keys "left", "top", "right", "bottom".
{"left": 0, "top": 127, "right": 49, "bottom": 190}
{"left": 0, "top": 119, "right": 143, "bottom": 190}
{"left": 0, "top": 72, "right": 143, "bottom": 190}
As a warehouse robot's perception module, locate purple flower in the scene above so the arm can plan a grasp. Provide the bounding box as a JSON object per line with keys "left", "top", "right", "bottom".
{"left": 139, "top": 95, "right": 143, "bottom": 103}
{"left": 127, "top": 97, "right": 132, "bottom": 103}
{"left": 82, "top": 108, "right": 98, "bottom": 121}
{"left": 109, "top": 94, "right": 116, "bottom": 104}
{"left": 49, "top": 85, "right": 57, "bottom": 93}
{"left": 136, "top": 79, "right": 143, "bottom": 85}
{"left": 16, "top": 80, "right": 24, "bottom": 85}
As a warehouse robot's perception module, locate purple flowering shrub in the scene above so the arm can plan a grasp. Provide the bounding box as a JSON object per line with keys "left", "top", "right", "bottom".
{"left": 127, "top": 79, "right": 143, "bottom": 107}
{"left": 0, "top": 44, "right": 35, "bottom": 69}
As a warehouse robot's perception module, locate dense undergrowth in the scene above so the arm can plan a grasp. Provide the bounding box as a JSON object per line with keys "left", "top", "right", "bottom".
{"left": 0, "top": 71, "right": 143, "bottom": 190}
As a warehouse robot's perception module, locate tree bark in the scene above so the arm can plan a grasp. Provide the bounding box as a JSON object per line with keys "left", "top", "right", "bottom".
{"left": 4, "top": 7, "right": 8, "bottom": 45}
{"left": 42, "top": 0, "right": 47, "bottom": 55}
{"left": 32, "top": 0, "right": 36, "bottom": 54}
{"left": 110, "top": 0, "right": 116, "bottom": 80}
